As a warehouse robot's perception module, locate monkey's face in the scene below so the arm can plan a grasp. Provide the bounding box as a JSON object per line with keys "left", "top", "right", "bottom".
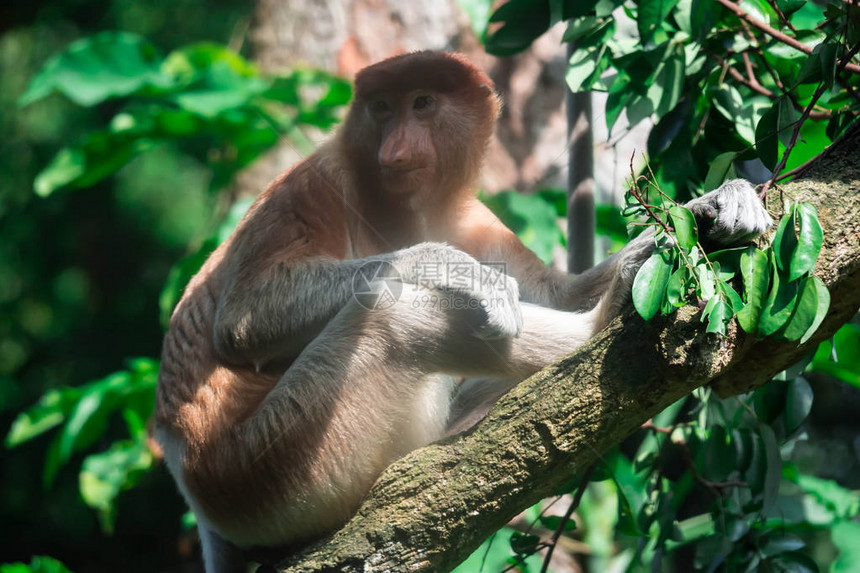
{"left": 366, "top": 91, "right": 442, "bottom": 197}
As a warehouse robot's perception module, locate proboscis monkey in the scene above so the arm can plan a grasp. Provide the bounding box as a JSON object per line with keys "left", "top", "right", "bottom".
{"left": 154, "top": 51, "right": 772, "bottom": 572}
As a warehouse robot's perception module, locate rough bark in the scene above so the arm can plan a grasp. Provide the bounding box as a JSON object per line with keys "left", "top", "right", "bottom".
{"left": 270, "top": 123, "right": 860, "bottom": 573}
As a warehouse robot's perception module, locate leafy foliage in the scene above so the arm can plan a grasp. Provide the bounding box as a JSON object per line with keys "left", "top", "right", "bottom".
{"left": 624, "top": 176, "right": 829, "bottom": 340}
{"left": 5, "top": 31, "right": 348, "bottom": 547}
{"left": 484, "top": 0, "right": 860, "bottom": 198}
{"left": 6, "top": 358, "right": 158, "bottom": 532}
{"left": 21, "top": 31, "right": 351, "bottom": 196}
{"left": 462, "top": 0, "right": 860, "bottom": 571}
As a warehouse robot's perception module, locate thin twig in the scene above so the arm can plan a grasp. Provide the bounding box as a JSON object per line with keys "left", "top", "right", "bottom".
{"left": 539, "top": 463, "right": 597, "bottom": 573}
{"left": 715, "top": 0, "right": 860, "bottom": 74}
{"left": 766, "top": 0, "right": 798, "bottom": 33}
{"left": 763, "top": 39, "right": 860, "bottom": 196}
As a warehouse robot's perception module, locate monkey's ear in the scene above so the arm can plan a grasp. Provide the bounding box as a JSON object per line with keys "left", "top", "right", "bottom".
{"left": 477, "top": 83, "right": 493, "bottom": 96}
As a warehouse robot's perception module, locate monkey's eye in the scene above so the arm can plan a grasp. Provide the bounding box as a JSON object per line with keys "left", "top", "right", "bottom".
{"left": 413, "top": 95, "right": 434, "bottom": 111}
{"left": 370, "top": 99, "right": 391, "bottom": 114}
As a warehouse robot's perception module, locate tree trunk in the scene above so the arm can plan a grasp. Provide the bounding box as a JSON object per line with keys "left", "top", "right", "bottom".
{"left": 272, "top": 123, "right": 860, "bottom": 572}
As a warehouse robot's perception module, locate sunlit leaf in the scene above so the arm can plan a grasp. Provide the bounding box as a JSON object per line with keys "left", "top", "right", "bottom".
{"left": 783, "top": 377, "right": 813, "bottom": 434}
{"left": 703, "top": 298, "right": 731, "bottom": 335}
{"left": 638, "top": 0, "right": 680, "bottom": 44}
{"left": 737, "top": 247, "right": 769, "bottom": 333}
{"left": 20, "top": 32, "right": 168, "bottom": 107}
{"left": 832, "top": 521, "right": 860, "bottom": 573}
{"left": 482, "top": 190, "right": 564, "bottom": 265}
{"left": 0, "top": 556, "right": 73, "bottom": 573}
{"left": 703, "top": 152, "right": 736, "bottom": 192}
{"left": 755, "top": 99, "right": 783, "bottom": 170}
{"left": 778, "top": 276, "right": 818, "bottom": 341}
{"left": 758, "top": 261, "right": 799, "bottom": 336}
{"left": 800, "top": 276, "right": 829, "bottom": 345}
{"left": 668, "top": 204, "right": 698, "bottom": 250}
{"left": 80, "top": 440, "right": 154, "bottom": 533}
{"left": 633, "top": 249, "right": 674, "bottom": 320}
{"left": 5, "top": 387, "right": 82, "bottom": 447}
{"left": 773, "top": 205, "right": 798, "bottom": 274}
{"left": 789, "top": 203, "right": 823, "bottom": 281}
{"left": 666, "top": 267, "right": 690, "bottom": 307}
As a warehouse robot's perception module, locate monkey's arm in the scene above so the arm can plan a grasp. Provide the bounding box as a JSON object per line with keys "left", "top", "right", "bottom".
{"left": 212, "top": 242, "right": 522, "bottom": 369}
{"left": 456, "top": 181, "right": 772, "bottom": 317}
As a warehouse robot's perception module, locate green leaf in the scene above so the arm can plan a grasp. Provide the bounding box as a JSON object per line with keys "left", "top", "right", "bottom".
{"left": 562, "top": 16, "right": 601, "bottom": 43}
{"left": 482, "top": 191, "right": 564, "bottom": 265}
{"left": 755, "top": 100, "right": 779, "bottom": 169}
{"left": 703, "top": 299, "right": 731, "bottom": 335}
{"left": 754, "top": 380, "right": 788, "bottom": 425}
{"left": 633, "top": 249, "right": 674, "bottom": 320}
{"left": 703, "top": 152, "right": 736, "bottom": 192}
{"left": 566, "top": 44, "right": 611, "bottom": 92}
{"left": 760, "top": 532, "right": 805, "bottom": 557}
{"left": 80, "top": 440, "right": 154, "bottom": 533}
{"left": 779, "top": 274, "right": 823, "bottom": 341}
{"left": 810, "top": 323, "right": 860, "bottom": 387}
{"left": 0, "top": 556, "right": 73, "bottom": 573}
{"left": 668, "top": 205, "right": 698, "bottom": 250}
{"left": 719, "top": 281, "right": 744, "bottom": 312}
{"left": 790, "top": 473, "right": 860, "bottom": 519}
{"left": 789, "top": 203, "right": 823, "bottom": 281}
{"left": 485, "top": 0, "right": 552, "bottom": 56}
{"left": 160, "top": 238, "right": 219, "bottom": 329}
{"left": 783, "top": 377, "right": 813, "bottom": 434}
{"left": 832, "top": 521, "right": 860, "bottom": 573}
{"left": 654, "top": 45, "right": 686, "bottom": 119}
{"left": 34, "top": 132, "right": 153, "bottom": 196}
{"left": 756, "top": 97, "right": 797, "bottom": 170}
{"left": 759, "top": 262, "right": 799, "bottom": 336}
{"left": 637, "top": 0, "right": 680, "bottom": 44}
{"left": 539, "top": 515, "right": 577, "bottom": 531}
{"left": 20, "top": 32, "right": 168, "bottom": 107}
{"left": 773, "top": 205, "right": 799, "bottom": 274}
{"left": 799, "top": 276, "right": 829, "bottom": 345}
{"left": 703, "top": 425, "right": 735, "bottom": 480}
{"left": 776, "top": 95, "right": 800, "bottom": 147}
{"left": 797, "top": 42, "right": 838, "bottom": 87}
{"left": 509, "top": 531, "right": 541, "bottom": 554}
{"left": 673, "top": 514, "right": 715, "bottom": 544}
{"left": 737, "top": 247, "right": 769, "bottom": 333}
{"left": 760, "top": 424, "right": 782, "bottom": 514}
{"left": 666, "top": 267, "right": 690, "bottom": 307}
{"left": 770, "top": 552, "right": 820, "bottom": 573}
{"left": 5, "top": 387, "right": 82, "bottom": 447}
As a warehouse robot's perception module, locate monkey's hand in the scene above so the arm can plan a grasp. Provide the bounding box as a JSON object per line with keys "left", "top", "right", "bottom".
{"left": 394, "top": 243, "right": 523, "bottom": 339}
{"left": 687, "top": 179, "right": 773, "bottom": 247}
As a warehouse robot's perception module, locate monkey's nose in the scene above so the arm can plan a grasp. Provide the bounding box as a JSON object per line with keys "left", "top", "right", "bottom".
{"left": 379, "top": 146, "right": 412, "bottom": 169}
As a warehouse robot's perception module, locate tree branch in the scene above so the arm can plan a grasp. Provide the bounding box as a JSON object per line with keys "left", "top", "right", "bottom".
{"left": 715, "top": 0, "right": 860, "bottom": 75}
{"left": 275, "top": 122, "right": 860, "bottom": 572}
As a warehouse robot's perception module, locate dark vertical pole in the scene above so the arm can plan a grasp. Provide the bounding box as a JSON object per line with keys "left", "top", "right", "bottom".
{"left": 566, "top": 43, "right": 595, "bottom": 274}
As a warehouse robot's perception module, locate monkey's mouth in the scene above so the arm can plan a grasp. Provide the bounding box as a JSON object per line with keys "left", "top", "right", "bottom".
{"left": 381, "top": 166, "right": 428, "bottom": 176}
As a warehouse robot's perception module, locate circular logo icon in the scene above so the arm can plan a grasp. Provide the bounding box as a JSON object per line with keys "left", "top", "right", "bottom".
{"left": 352, "top": 261, "right": 403, "bottom": 310}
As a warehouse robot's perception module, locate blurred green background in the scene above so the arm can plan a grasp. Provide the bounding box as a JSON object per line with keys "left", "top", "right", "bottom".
{"left": 1, "top": 1, "right": 246, "bottom": 570}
